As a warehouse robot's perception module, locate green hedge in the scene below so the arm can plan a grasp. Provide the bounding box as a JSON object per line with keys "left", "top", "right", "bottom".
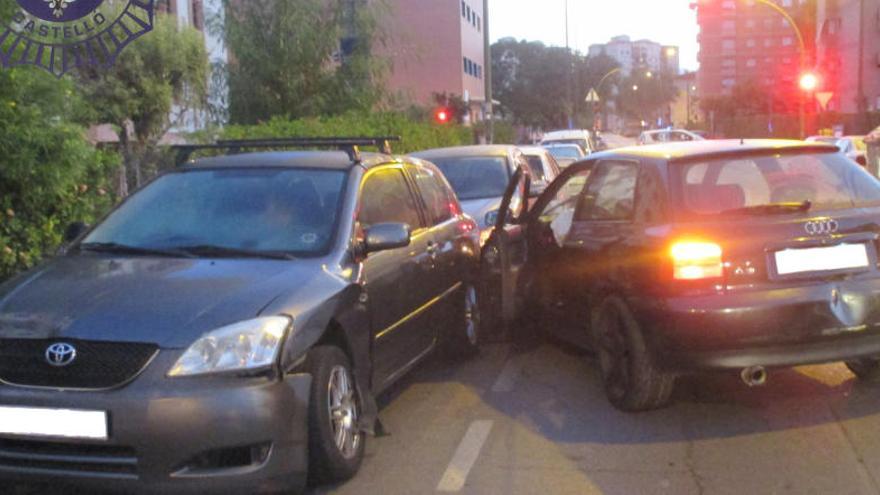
{"left": 221, "top": 112, "right": 474, "bottom": 154}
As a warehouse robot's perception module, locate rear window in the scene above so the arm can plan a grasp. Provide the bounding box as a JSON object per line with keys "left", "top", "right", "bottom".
{"left": 430, "top": 156, "right": 510, "bottom": 201}
{"left": 524, "top": 155, "right": 546, "bottom": 181}
{"left": 675, "top": 152, "right": 880, "bottom": 217}
{"left": 546, "top": 147, "right": 581, "bottom": 160}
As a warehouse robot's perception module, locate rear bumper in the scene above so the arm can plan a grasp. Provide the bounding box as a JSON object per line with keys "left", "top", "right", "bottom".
{"left": 641, "top": 276, "right": 880, "bottom": 371}
{"left": 0, "top": 352, "right": 311, "bottom": 494}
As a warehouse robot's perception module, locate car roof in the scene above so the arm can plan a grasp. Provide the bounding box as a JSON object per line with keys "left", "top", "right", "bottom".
{"left": 411, "top": 145, "right": 518, "bottom": 159}
{"left": 181, "top": 151, "right": 396, "bottom": 171}
{"left": 591, "top": 139, "right": 840, "bottom": 162}
{"left": 518, "top": 146, "right": 550, "bottom": 155}
{"left": 542, "top": 130, "right": 591, "bottom": 139}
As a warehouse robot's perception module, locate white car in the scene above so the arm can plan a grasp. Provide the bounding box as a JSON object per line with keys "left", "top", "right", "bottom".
{"left": 543, "top": 144, "right": 586, "bottom": 169}
{"left": 638, "top": 129, "right": 705, "bottom": 145}
{"left": 836, "top": 136, "right": 867, "bottom": 167}
{"left": 540, "top": 129, "right": 595, "bottom": 155}
{"left": 519, "top": 146, "right": 562, "bottom": 195}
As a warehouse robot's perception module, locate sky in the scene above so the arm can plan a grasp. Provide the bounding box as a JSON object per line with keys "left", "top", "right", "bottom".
{"left": 488, "top": 0, "right": 700, "bottom": 71}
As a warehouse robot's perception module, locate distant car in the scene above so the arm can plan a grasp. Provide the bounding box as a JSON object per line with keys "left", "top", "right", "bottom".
{"left": 638, "top": 129, "right": 706, "bottom": 145}
{"left": 543, "top": 144, "right": 586, "bottom": 169}
{"left": 486, "top": 139, "right": 880, "bottom": 412}
{"left": 412, "top": 145, "right": 536, "bottom": 246}
{"left": 805, "top": 135, "right": 839, "bottom": 145}
{"left": 540, "top": 129, "right": 596, "bottom": 155}
{"left": 837, "top": 136, "right": 868, "bottom": 166}
{"left": 519, "top": 146, "right": 562, "bottom": 194}
{"left": 0, "top": 141, "right": 483, "bottom": 493}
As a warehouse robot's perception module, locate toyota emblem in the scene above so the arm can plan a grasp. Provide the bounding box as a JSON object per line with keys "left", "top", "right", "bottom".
{"left": 45, "top": 343, "right": 77, "bottom": 367}
{"left": 804, "top": 219, "right": 839, "bottom": 236}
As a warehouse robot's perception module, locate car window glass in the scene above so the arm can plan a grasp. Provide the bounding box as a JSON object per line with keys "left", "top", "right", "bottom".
{"left": 677, "top": 153, "right": 880, "bottom": 216}
{"left": 358, "top": 168, "right": 422, "bottom": 230}
{"left": 525, "top": 155, "right": 546, "bottom": 181}
{"left": 431, "top": 156, "right": 510, "bottom": 201}
{"left": 575, "top": 161, "right": 639, "bottom": 221}
{"left": 539, "top": 168, "right": 592, "bottom": 246}
{"left": 410, "top": 165, "right": 454, "bottom": 225}
{"left": 84, "top": 169, "right": 346, "bottom": 255}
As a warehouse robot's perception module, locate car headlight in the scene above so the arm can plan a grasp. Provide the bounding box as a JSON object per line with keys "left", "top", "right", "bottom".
{"left": 484, "top": 209, "right": 499, "bottom": 227}
{"left": 168, "top": 316, "right": 291, "bottom": 377}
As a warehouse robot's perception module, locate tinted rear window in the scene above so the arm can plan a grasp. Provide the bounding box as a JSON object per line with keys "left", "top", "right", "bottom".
{"left": 525, "top": 155, "right": 546, "bottom": 181}
{"left": 674, "top": 152, "right": 880, "bottom": 218}
{"left": 430, "top": 156, "right": 510, "bottom": 201}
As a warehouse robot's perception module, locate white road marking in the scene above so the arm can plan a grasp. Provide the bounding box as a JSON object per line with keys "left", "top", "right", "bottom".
{"left": 436, "top": 420, "right": 494, "bottom": 492}
{"left": 491, "top": 356, "right": 523, "bottom": 393}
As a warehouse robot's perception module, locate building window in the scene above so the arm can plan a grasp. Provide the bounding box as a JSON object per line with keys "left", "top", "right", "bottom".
{"left": 746, "top": 59, "right": 757, "bottom": 67}
{"left": 722, "top": 0, "right": 736, "bottom": 9}
{"left": 781, "top": 0, "right": 793, "bottom": 7}
{"left": 764, "top": 38, "right": 774, "bottom": 47}
{"left": 722, "top": 20, "right": 735, "bottom": 32}
{"left": 746, "top": 39, "right": 756, "bottom": 48}
{"left": 722, "top": 39, "right": 735, "bottom": 51}
{"left": 722, "top": 78, "right": 736, "bottom": 87}
{"left": 461, "top": 1, "right": 466, "bottom": 17}
{"left": 782, "top": 37, "right": 793, "bottom": 46}
{"left": 746, "top": 19, "right": 756, "bottom": 29}
{"left": 466, "top": 5, "right": 471, "bottom": 22}
{"left": 722, "top": 58, "right": 736, "bottom": 67}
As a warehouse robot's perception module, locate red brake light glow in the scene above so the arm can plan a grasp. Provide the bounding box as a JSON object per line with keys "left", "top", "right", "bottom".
{"left": 671, "top": 241, "right": 723, "bottom": 280}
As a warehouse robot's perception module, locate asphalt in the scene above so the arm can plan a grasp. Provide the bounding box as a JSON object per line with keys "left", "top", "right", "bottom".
{"left": 314, "top": 340, "right": 880, "bottom": 495}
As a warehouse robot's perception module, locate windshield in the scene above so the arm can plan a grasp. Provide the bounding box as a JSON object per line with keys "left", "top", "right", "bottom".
{"left": 544, "top": 139, "right": 588, "bottom": 153}
{"left": 675, "top": 152, "right": 880, "bottom": 218}
{"left": 430, "top": 156, "right": 511, "bottom": 201}
{"left": 83, "top": 168, "right": 346, "bottom": 256}
{"left": 546, "top": 147, "right": 581, "bottom": 160}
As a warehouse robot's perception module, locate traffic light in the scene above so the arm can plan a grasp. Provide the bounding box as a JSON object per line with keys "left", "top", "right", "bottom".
{"left": 799, "top": 72, "right": 819, "bottom": 92}
{"left": 434, "top": 107, "right": 451, "bottom": 124}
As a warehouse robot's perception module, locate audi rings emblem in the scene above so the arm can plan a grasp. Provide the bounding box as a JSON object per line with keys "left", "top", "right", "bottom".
{"left": 45, "top": 343, "right": 77, "bottom": 367}
{"left": 804, "top": 219, "right": 839, "bottom": 236}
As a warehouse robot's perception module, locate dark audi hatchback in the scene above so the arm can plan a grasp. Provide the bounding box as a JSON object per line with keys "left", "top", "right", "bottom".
{"left": 487, "top": 140, "right": 880, "bottom": 411}
{"left": 0, "top": 140, "right": 481, "bottom": 493}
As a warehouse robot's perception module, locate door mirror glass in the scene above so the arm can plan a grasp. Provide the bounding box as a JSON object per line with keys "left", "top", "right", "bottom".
{"left": 63, "top": 222, "right": 89, "bottom": 243}
{"left": 530, "top": 180, "right": 548, "bottom": 197}
{"left": 365, "top": 223, "right": 411, "bottom": 254}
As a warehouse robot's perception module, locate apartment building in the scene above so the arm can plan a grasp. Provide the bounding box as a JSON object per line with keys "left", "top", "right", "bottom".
{"left": 588, "top": 36, "right": 680, "bottom": 76}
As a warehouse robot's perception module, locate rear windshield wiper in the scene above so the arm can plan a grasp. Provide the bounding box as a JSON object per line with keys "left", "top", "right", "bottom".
{"left": 175, "top": 244, "right": 296, "bottom": 260}
{"left": 718, "top": 200, "right": 812, "bottom": 216}
{"left": 78, "top": 242, "right": 196, "bottom": 258}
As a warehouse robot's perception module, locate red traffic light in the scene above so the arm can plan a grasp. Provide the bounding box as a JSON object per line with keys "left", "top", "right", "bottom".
{"left": 434, "top": 108, "right": 451, "bottom": 124}
{"left": 799, "top": 72, "right": 819, "bottom": 92}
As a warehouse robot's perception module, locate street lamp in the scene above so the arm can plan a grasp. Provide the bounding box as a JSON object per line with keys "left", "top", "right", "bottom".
{"left": 799, "top": 72, "right": 819, "bottom": 92}
{"left": 645, "top": 71, "right": 654, "bottom": 79}
{"left": 632, "top": 85, "right": 639, "bottom": 92}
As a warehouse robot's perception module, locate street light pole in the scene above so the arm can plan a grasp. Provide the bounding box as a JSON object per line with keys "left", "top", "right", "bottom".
{"left": 564, "top": 0, "right": 573, "bottom": 129}
{"left": 483, "top": 0, "right": 493, "bottom": 143}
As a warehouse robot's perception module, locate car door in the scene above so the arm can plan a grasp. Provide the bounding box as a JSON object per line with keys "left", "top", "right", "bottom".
{"left": 406, "top": 162, "right": 462, "bottom": 340}
{"left": 357, "top": 165, "right": 434, "bottom": 386}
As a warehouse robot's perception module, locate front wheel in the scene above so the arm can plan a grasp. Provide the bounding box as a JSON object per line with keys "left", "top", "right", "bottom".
{"left": 846, "top": 357, "right": 880, "bottom": 380}
{"left": 306, "top": 346, "right": 365, "bottom": 485}
{"left": 591, "top": 296, "right": 676, "bottom": 412}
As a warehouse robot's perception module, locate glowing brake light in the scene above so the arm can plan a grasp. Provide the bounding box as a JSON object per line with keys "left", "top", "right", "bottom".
{"left": 671, "top": 241, "right": 723, "bottom": 280}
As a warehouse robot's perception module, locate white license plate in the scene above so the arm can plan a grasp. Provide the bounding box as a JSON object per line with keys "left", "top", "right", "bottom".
{"left": 774, "top": 243, "right": 871, "bottom": 276}
{"left": 0, "top": 406, "right": 108, "bottom": 440}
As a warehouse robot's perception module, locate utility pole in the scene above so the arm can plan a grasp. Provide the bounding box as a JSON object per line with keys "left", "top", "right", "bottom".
{"left": 564, "top": 0, "right": 573, "bottom": 129}
{"left": 857, "top": 0, "right": 867, "bottom": 131}
{"left": 483, "top": 0, "right": 493, "bottom": 143}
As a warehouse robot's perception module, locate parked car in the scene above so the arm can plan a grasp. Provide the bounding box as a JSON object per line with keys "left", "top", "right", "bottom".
{"left": 519, "top": 146, "right": 562, "bottom": 193}
{"left": 0, "top": 139, "right": 482, "bottom": 493}
{"left": 837, "top": 135, "right": 868, "bottom": 166}
{"left": 543, "top": 143, "right": 587, "bottom": 169}
{"left": 540, "top": 129, "right": 596, "bottom": 155}
{"left": 412, "top": 145, "right": 536, "bottom": 246}
{"left": 484, "top": 139, "right": 880, "bottom": 412}
{"left": 638, "top": 129, "right": 705, "bottom": 145}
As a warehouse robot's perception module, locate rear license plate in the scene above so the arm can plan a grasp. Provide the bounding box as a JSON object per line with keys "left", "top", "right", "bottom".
{"left": 774, "top": 243, "right": 871, "bottom": 276}
{"left": 0, "top": 406, "right": 108, "bottom": 440}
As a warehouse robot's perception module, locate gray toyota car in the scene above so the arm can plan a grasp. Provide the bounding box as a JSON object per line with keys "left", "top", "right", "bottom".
{"left": 0, "top": 139, "right": 482, "bottom": 493}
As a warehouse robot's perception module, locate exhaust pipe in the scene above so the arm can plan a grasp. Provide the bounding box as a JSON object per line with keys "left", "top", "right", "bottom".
{"left": 741, "top": 366, "right": 767, "bottom": 387}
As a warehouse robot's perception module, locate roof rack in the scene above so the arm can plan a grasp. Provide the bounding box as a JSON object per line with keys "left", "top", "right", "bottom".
{"left": 170, "top": 136, "right": 401, "bottom": 166}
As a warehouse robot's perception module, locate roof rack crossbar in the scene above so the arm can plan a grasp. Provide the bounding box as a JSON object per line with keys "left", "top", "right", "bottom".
{"left": 170, "top": 136, "right": 401, "bottom": 166}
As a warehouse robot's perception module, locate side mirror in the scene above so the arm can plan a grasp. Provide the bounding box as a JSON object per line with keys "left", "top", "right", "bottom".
{"left": 63, "top": 222, "right": 89, "bottom": 243}
{"left": 365, "top": 223, "right": 411, "bottom": 254}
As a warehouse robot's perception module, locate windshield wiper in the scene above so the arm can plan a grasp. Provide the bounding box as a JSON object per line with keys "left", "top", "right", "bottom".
{"left": 175, "top": 244, "right": 295, "bottom": 260}
{"left": 78, "top": 242, "right": 196, "bottom": 258}
{"left": 718, "top": 200, "right": 812, "bottom": 216}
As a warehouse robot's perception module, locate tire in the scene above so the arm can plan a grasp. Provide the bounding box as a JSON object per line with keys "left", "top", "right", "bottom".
{"left": 846, "top": 357, "right": 880, "bottom": 380}
{"left": 591, "top": 295, "right": 675, "bottom": 412}
{"left": 306, "top": 346, "right": 365, "bottom": 485}
{"left": 442, "top": 283, "right": 482, "bottom": 358}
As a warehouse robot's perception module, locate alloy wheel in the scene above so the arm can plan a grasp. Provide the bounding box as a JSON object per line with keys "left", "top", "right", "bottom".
{"left": 327, "top": 365, "right": 360, "bottom": 459}
{"left": 464, "top": 285, "right": 480, "bottom": 346}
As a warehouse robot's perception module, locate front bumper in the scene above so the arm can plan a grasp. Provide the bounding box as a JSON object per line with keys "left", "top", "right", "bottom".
{"left": 0, "top": 352, "right": 311, "bottom": 494}
{"left": 640, "top": 276, "right": 880, "bottom": 371}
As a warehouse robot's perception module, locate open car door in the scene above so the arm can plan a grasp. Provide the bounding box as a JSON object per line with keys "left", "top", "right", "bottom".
{"left": 481, "top": 166, "right": 531, "bottom": 331}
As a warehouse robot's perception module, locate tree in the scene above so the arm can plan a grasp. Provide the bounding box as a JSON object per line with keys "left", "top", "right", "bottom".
{"left": 221, "top": 0, "right": 386, "bottom": 125}
{"left": 615, "top": 72, "right": 677, "bottom": 126}
{"left": 0, "top": 66, "right": 118, "bottom": 280}
{"left": 78, "top": 14, "right": 209, "bottom": 194}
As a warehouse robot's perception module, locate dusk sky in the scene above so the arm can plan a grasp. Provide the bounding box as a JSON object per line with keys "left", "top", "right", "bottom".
{"left": 488, "top": 0, "right": 700, "bottom": 71}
